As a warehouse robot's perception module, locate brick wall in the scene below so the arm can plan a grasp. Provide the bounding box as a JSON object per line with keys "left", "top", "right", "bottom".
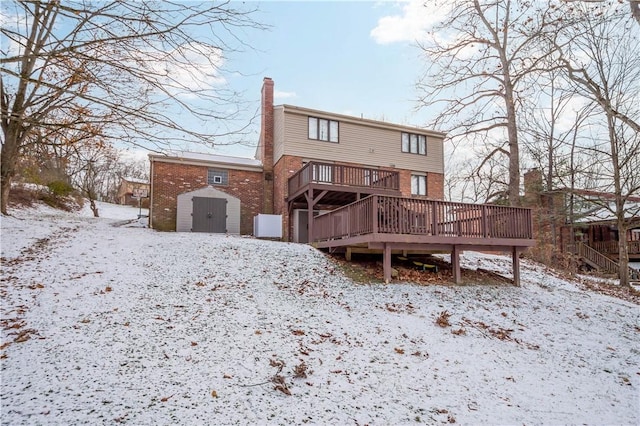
{"left": 261, "top": 77, "right": 275, "bottom": 214}
{"left": 427, "top": 173, "right": 444, "bottom": 200}
{"left": 397, "top": 170, "right": 444, "bottom": 199}
{"left": 273, "top": 155, "right": 306, "bottom": 238}
{"left": 150, "top": 161, "right": 263, "bottom": 234}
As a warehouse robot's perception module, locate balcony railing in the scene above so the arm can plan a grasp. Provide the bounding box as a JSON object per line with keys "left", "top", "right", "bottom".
{"left": 288, "top": 162, "right": 400, "bottom": 196}
{"left": 591, "top": 240, "right": 640, "bottom": 255}
{"left": 313, "top": 195, "right": 533, "bottom": 242}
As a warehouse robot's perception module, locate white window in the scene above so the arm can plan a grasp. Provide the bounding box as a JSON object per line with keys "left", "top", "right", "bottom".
{"left": 308, "top": 116, "right": 339, "bottom": 142}
{"left": 411, "top": 175, "right": 426, "bottom": 196}
{"left": 364, "top": 169, "right": 379, "bottom": 186}
{"left": 329, "top": 120, "right": 339, "bottom": 142}
{"left": 402, "top": 132, "right": 427, "bottom": 155}
{"left": 313, "top": 164, "right": 333, "bottom": 183}
{"left": 308, "top": 117, "right": 318, "bottom": 139}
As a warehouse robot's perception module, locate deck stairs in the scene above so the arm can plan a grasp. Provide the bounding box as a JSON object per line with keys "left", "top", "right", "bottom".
{"left": 576, "top": 242, "right": 640, "bottom": 282}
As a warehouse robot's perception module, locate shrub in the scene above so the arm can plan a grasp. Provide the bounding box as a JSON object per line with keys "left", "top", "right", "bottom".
{"left": 47, "top": 180, "right": 75, "bottom": 197}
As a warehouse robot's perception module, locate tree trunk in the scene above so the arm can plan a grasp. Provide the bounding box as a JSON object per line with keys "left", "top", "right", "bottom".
{"left": 617, "top": 221, "right": 629, "bottom": 287}
{"left": 504, "top": 78, "right": 521, "bottom": 206}
{"left": 0, "top": 127, "right": 20, "bottom": 215}
{"left": 89, "top": 198, "right": 99, "bottom": 217}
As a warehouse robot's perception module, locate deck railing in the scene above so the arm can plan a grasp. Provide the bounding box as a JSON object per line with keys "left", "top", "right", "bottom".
{"left": 576, "top": 242, "right": 620, "bottom": 274}
{"left": 591, "top": 240, "right": 640, "bottom": 255}
{"left": 288, "top": 162, "right": 400, "bottom": 196}
{"left": 313, "top": 195, "right": 533, "bottom": 242}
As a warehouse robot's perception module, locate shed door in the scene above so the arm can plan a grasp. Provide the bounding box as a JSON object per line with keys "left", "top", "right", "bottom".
{"left": 192, "top": 197, "right": 227, "bottom": 233}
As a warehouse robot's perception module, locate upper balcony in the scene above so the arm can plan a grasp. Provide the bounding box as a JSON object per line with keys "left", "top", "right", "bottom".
{"left": 288, "top": 162, "right": 401, "bottom": 205}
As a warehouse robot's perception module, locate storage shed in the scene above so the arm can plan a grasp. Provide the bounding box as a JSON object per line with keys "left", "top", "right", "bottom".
{"left": 176, "top": 186, "right": 241, "bottom": 233}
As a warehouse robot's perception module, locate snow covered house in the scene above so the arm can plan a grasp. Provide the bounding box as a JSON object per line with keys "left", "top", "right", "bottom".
{"left": 149, "top": 77, "right": 535, "bottom": 283}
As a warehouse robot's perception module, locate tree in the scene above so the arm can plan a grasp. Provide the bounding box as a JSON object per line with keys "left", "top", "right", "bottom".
{"left": 552, "top": 2, "right": 640, "bottom": 286}
{"left": 1, "top": 1, "right": 263, "bottom": 214}
{"left": 68, "top": 140, "right": 119, "bottom": 217}
{"left": 417, "top": 0, "right": 561, "bottom": 206}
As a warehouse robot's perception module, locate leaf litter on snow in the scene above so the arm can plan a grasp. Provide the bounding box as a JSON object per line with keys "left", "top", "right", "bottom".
{"left": 0, "top": 202, "right": 638, "bottom": 425}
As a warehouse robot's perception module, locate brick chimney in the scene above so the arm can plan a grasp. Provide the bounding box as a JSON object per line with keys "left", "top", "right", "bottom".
{"left": 260, "top": 77, "right": 274, "bottom": 213}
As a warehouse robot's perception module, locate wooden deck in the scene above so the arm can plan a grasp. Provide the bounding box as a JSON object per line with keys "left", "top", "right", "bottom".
{"left": 288, "top": 162, "right": 401, "bottom": 208}
{"left": 590, "top": 240, "right": 640, "bottom": 260}
{"left": 312, "top": 195, "right": 536, "bottom": 284}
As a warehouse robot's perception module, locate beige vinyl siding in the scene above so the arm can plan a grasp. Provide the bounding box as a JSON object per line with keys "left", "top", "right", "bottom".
{"left": 276, "top": 108, "right": 444, "bottom": 174}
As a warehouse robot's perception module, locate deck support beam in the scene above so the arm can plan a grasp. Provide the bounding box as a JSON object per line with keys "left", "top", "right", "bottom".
{"left": 383, "top": 243, "right": 392, "bottom": 283}
{"left": 304, "top": 189, "right": 328, "bottom": 243}
{"left": 512, "top": 247, "right": 521, "bottom": 287}
{"left": 452, "top": 245, "right": 461, "bottom": 284}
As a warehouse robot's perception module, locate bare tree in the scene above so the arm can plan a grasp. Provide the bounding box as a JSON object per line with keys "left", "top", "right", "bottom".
{"left": 417, "top": 0, "right": 562, "bottom": 206}
{"left": 1, "top": 1, "right": 263, "bottom": 214}
{"left": 552, "top": 3, "right": 640, "bottom": 286}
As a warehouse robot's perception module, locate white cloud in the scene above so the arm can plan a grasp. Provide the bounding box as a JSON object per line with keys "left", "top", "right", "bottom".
{"left": 274, "top": 90, "right": 297, "bottom": 100}
{"left": 370, "top": 0, "right": 452, "bottom": 45}
{"left": 127, "top": 41, "right": 226, "bottom": 100}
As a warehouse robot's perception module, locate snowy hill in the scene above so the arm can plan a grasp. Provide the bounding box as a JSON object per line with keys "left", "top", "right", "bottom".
{"left": 1, "top": 202, "right": 638, "bottom": 425}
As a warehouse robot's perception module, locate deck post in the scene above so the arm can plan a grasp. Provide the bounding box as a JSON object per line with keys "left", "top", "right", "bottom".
{"left": 383, "top": 243, "right": 392, "bottom": 283}
{"left": 307, "top": 189, "right": 314, "bottom": 243}
{"left": 512, "top": 247, "right": 521, "bottom": 287}
{"left": 452, "top": 245, "right": 461, "bottom": 284}
{"left": 346, "top": 247, "right": 352, "bottom": 262}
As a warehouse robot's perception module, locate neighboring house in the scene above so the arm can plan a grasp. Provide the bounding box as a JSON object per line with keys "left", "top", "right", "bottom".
{"left": 523, "top": 169, "right": 640, "bottom": 275}
{"left": 149, "top": 77, "right": 535, "bottom": 283}
{"left": 117, "top": 177, "right": 150, "bottom": 208}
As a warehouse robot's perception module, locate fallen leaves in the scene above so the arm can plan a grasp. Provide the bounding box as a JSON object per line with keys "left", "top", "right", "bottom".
{"left": 293, "top": 361, "right": 310, "bottom": 378}
{"left": 435, "top": 310, "right": 452, "bottom": 327}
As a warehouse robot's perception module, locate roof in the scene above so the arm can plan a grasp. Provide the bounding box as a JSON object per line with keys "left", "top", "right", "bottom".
{"left": 122, "top": 177, "right": 149, "bottom": 185}
{"left": 149, "top": 150, "right": 263, "bottom": 171}
{"left": 278, "top": 104, "right": 447, "bottom": 139}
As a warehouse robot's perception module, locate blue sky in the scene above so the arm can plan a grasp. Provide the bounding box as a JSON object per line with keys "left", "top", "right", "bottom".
{"left": 196, "top": 1, "right": 437, "bottom": 158}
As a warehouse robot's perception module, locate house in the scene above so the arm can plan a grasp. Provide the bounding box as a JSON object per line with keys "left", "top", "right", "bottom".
{"left": 150, "top": 77, "right": 446, "bottom": 237}
{"left": 117, "top": 177, "right": 150, "bottom": 208}
{"left": 523, "top": 168, "right": 640, "bottom": 275}
{"left": 149, "top": 77, "right": 535, "bottom": 283}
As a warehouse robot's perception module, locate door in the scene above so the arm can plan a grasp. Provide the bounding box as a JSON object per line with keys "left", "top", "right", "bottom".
{"left": 295, "top": 210, "right": 321, "bottom": 243}
{"left": 192, "top": 197, "right": 227, "bottom": 233}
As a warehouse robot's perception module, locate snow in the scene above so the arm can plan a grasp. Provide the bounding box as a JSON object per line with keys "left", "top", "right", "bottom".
{"left": 1, "top": 202, "right": 638, "bottom": 425}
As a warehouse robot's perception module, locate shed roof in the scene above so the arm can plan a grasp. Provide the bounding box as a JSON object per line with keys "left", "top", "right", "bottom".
{"left": 149, "top": 150, "right": 262, "bottom": 171}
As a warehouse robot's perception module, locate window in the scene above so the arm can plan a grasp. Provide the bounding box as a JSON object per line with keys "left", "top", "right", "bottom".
{"left": 401, "top": 132, "right": 426, "bottom": 155}
{"left": 411, "top": 174, "right": 427, "bottom": 196}
{"left": 312, "top": 164, "right": 333, "bottom": 183}
{"left": 208, "top": 169, "right": 228, "bottom": 186}
{"left": 309, "top": 116, "right": 339, "bottom": 142}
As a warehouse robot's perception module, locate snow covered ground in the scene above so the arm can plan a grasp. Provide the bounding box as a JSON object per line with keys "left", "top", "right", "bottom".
{"left": 1, "top": 202, "right": 638, "bottom": 425}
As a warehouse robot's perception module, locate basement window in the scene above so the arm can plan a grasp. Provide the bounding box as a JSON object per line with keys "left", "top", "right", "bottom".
{"left": 411, "top": 174, "right": 427, "bottom": 196}
{"left": 208, "top": 169, "right": 228, "bottom": 186}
